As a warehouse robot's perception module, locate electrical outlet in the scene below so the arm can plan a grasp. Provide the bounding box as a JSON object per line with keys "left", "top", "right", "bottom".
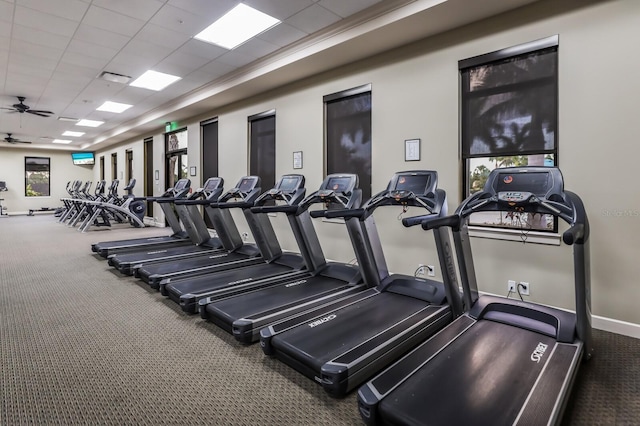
{"left": 416, "top": 264, "right": 426, "bottom": 277}
{"left": 518, "top": 281, "right": 530, "bottom": 296}
{"left": 507, "top": 280, "right": 517, "bottom": 293}
{"left": 241, "top": 232, "right": 249, "bottom": 241}
{"left": 426, "top": 265, "right": 435, "bottom": 277}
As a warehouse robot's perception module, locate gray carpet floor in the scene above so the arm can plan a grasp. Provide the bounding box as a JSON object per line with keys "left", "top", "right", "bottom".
{"left": 0, "top": 215, "right": 638, "bottom": 425}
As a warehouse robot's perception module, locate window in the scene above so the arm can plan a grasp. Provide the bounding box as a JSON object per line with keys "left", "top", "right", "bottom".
{"left": 126, "top": 150, "right": 133, "bottom": 183}
{"left": 248, "top": 111, "right": 276, "bottom": 190}
{"left": 324, "top": 84, "right": 372, "bottom": 201}
{"left": 99, "top": 156, "right": 105, "bottom": 180}
{"left": 165, "top": 129, "right": 187, "bottom": 189}
{"left": 460, "top": 36, "right": 558, "bottom": 231}
{"left": 144, "top": 137, "right": 154, "bottom": 217}
{"left": 111, "top": 153, "right": 118, "bottom": 181}
{"left": 25, "top": 157, "right": 50, "bottom": 197}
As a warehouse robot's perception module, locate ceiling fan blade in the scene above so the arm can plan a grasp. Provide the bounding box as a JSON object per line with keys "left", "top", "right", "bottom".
{"left": 26, "top": 111, "right": 52, "bottom": 117}
{"left": 1, "top": 107, "right": 16, "bottom": 110}
{"left": 29, "top": 109, "right": 54, "bottom": 114}
{"left": 10, "top": 140, "right": 32, "bottom": 144}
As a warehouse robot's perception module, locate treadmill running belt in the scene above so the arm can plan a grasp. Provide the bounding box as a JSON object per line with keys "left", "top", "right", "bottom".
{"left": 206, "top": 275, "right": 350, "bottom": 325}
{"left": 378, "top": 320, "right": 557, "bottom": 426}
{"left": 272, "top": 293, "right": 431, "bottom": 371}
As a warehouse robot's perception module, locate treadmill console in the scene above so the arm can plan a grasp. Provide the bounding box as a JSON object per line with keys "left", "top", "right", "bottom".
{"left": 267, "top": 175, "right": 304, "bottom": 196}
{"left": 388, "top": 171, "right": 436, "bottom": 202}
{"left": 488, "top": 168, "right": 563, "bottom": 207}
{"left": 203, "top": 177, "right": 223, "bottom": 191}
{"left": 318, "top": 175, "right": 357, "bottom": 199}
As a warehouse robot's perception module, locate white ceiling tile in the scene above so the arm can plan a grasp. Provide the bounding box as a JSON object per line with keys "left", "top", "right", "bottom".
{"left": 73, "top": 23, "right": 131, "bottom": 50}
{"left": 234, "top": 37, "right": 280, "bottom": 59}
{"left": 77, "top": 80, "right": 129, "bottom": 104}
{"left": 257, "top": 23, "right": 308, "bottom": 47}
{"left": 60, "top": 51, "right": 110, "bottom": 72}
{"left": 83, "top": 5, "right": 146, "bottom": 37}
{"left": 134, "top": 23, "right": 191, "bottom": 51}
{"left": 168, "top": 0, "right": 236, "bottom": 17}
{"left": 149, "top": 4, "right": 213, "bottom": 36}
{"left": 180, "top": 69, "right": 217, "bottom": 86}
{"left": 317, "top": 0, "right": 383, "bottom": 18}
{"left": 0, "top": 22, "right": 11, "bottom": 37}
{"left": 215, "top": 50, "right": 256, "bottom": 68}
{"left": 113, "top": 86, "right": 155, "bottom": 105}
{"left": 54, "top": 62, "right": 101, "bottom": 79}
{"left": 156, "top": 50, "right": 212, "bottom": 76}
{"left": 66, "top": 39, "right": 119, "bottom": 61}
{"left": 10, "top": 40, "right": 64, "bottom": 62}
{"left": 243, "top": 0, "right": 314, "bottom": 21}
{"left": 0, "top": 2, "right": 14, "bottom": 23}
{"left": 17, "top": 0, "right": 89, "bottom": 22}
{"left": 13, "top": 5, "right": 80, "bottom": 38}
{"left": 196, "top": 60, "right": 236, "bottom": 79}
{"left": 179, "top": 39, "right": 227, "bottom": 61}
{"left": 0, "top": 35, "right": 11, "bottom": 50}
{"left": 91, "top": 0, "right": 164, "bottom": 21}
{"left": 120, "top": 39, "right": 174, "bottom": 66}
{"left": 285, "top": 3, "right": 341, "bottom": 34}
{"left": 9, "top": 52, "right": 58, "bottom": 72}
{"left": 11, "top": 24, "right": 71, "bottom": 50}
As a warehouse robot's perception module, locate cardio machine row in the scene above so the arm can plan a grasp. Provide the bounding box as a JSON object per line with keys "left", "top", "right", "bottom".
{"left": 90, "top": 166, "right": 591, "bottom": 426}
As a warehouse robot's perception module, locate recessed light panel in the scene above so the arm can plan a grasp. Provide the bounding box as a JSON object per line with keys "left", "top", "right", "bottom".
{"left": 76, "top": 119, "right": 104, "bottom": 127}
{"left": 52, "top": 139, "right": 72, "bottom": 144}
{"left": 130, "top": 70, "right": 181, "bottom": 91}
{"left": 62, "top": 131, "right": 85, "bottom": 137}
{"left": 194, "top": 4, "right": 280, "bottom": 49}
{"left": 96, "top": 101, "right": 132, "bottom": 113}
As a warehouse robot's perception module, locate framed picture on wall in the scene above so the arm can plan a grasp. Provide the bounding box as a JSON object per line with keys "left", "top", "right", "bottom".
{"left": 405, "top": 139, "right": 421, "bottom": 161}
{"left": 293, "top": 151, "right": 303, "bottom": 169}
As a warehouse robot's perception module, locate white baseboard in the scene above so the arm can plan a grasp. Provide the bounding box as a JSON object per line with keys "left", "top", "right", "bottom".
{"left": 592, "top": 315, "right": 640, "bottom": 339}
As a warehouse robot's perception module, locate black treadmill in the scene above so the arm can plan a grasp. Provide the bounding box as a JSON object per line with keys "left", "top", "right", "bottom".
{"left": 161, "top": 174, "right": 311, "bottom": 313}
{"left": 91, "top": 178, "right": 192, "bottom": 258}
{"left": 358, "top": 166, "right": 592, "bottom": 425}
{"left": 107, "top": 178, "right": 227, "bottom": 275}
{"left": 135, "top": 176, "right": 275, "bottom": 288}
{"left": 198, "top": 173, "right": 378, "bottom": 344}
{"left": 260, "top": 171, "right": 462, "bottom": 397}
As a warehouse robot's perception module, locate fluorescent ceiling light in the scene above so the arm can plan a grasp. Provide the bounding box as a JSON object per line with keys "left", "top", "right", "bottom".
{"left": 130, "top": 70, "right": 181, "bottom": 91}
{"left": 62, "top": 131, "right": 85, "bottom": 137}
{"left": 194, "top": 4, "right": 280, "bottom": 49}
{"left": 58, "top": 116, "right": 79, "bottom": 122}
{"left": 96, "top": 101, "right": 132, "bottom": 113}
{"left": 76, "top": 119, "right": 104, "bottom": 127}
{"left": 52, "top": 139, "right": 72, "bottom": 144}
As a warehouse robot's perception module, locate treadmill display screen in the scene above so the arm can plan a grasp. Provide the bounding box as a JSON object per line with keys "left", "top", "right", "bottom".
{"left": 395, "top": 174, "right": 430, "bottom": 195}
{"left": 326, "top": 177, "right": 352, "bottom": 193}
{"left": 238, "top": 178, "right": 256, "bottom": 192}
{"left": 496, "top": 172, "right": 550, "bottom": 196}
{"left": 203, "top": 178, "right": 221, "bottom": 191}
{"left": 279, "top": 177, "right": 300, "bottom": 192}
{"left": 174, "top": 179, "right": 189, "bottom": 190}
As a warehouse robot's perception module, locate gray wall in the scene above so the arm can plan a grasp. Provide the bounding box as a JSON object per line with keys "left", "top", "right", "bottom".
{"left": 90, "top": 0, "right": 638, "bottom": 326}
{"left": 0, "top": 147, "right": 93, "bottom": 214}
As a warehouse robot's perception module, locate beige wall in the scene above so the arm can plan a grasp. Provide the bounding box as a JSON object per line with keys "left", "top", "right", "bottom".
{"left": 88, "top": 0, "right": 639, "bottom": 325}
{"left": 0, "top": 147, "right": 93, "bottom": 214}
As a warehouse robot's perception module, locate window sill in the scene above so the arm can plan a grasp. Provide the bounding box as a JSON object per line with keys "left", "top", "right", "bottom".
{"left": 468, "top": 226, "right": 561, "bottom": 246}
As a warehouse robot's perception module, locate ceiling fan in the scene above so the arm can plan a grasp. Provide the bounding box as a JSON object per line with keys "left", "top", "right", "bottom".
{"left": 3, "top": 133, "right": 32, "bottom": 144}
{"left": 1, "top": 96, "right": 54, "bottom": 117}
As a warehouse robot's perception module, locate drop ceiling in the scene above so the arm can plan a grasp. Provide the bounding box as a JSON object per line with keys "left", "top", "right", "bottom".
{"left": 0, "top": 0, "right": 540, "bottom": 151}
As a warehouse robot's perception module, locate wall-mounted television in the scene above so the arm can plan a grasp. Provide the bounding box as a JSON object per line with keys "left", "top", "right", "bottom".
{"left": 71, "top": 152, "right": 95, "bottom": 165}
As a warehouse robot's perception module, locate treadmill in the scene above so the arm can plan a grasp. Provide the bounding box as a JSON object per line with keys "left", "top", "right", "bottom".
{"left": 260, "top": 171, "right": 462, "bottom": 397}
{"left": 160, "top": 174, "right": 311, "bottom": 313}
{"left": 198, "top": 173, "right": 378, "bottom": 344}
{"left": 358, "top": 166, "right": 592, "bottom": 425}
{"left": 91, "top": 178, "right": 192, "bottom": 258}
{"left": 107, "top": 178, "right": 226, "bottom": 275}
{"left": 135, "top": 176, "right": 274, "bottom": 289}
